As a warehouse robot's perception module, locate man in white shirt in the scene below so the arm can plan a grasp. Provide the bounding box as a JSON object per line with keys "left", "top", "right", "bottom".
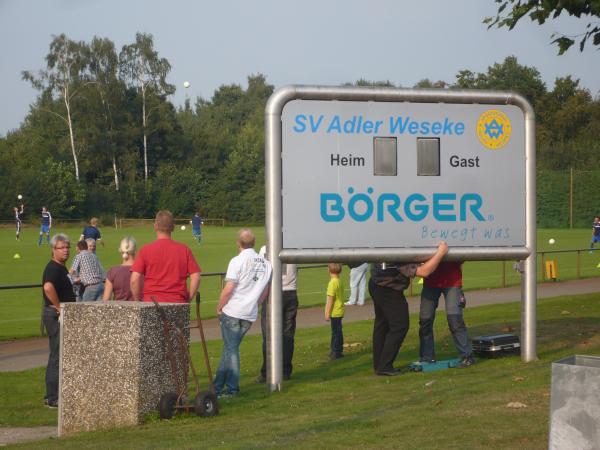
{"left": 214, "top": 229, "right": 272, "bottom": 397}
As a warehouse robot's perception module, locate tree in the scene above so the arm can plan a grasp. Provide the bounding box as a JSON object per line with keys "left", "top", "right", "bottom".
{"left": 344, "top": 79, "right": 396, "bottom": 88}
{"left": 413, "top": 79, "right": 448, "bottom": 89}
{"left": 485, "top": 0, "right": 600, "bottom": 54}
{"left": 88, "top": 37, "right": 125, "bottom": 191}
{"left": 22, "top": 34, "right": 90, "bottom": 181}
{"left": 119, "top": 32, "right": 175, "bottom": 184}
{"left": 453, "top": 56, "right": 547, "bottom": 107}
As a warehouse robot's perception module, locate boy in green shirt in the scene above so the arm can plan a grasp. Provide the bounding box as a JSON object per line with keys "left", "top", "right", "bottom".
{"left": 325, "top": 263, "right": 345, "bottom": 360}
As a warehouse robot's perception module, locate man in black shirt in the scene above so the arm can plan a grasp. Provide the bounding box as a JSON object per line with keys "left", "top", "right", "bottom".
{"left": 368, "top": 242, "right": 448, "bottom": 376}
{"left": 42, "top": 233, "right": 76, "bottom": 408}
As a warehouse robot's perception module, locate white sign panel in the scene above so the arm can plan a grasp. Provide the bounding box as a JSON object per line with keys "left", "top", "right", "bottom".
{"left": 281, "top": 100, "right": 526, "bottom": 249}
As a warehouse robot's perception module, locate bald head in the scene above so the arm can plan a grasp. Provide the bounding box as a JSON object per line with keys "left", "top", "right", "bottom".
{"left": 237, "top": 228, "right": 255, "bottom": 249}
{"left": 155, "top": 210, "right": 175, "bottom": 233}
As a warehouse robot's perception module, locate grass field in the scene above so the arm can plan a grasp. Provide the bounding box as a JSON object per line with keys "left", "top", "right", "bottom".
{"left": 1, "top": 293, "right": 599, "bottom": 449}
{"left": 1, "top": 224, "right": 600, "bottom": 340}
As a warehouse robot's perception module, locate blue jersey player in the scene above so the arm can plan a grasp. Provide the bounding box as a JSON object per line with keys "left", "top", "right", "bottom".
{"left": 590, "top": 216, "right": 600, "bottom": 252}
{"left": 38, "top": 206, "right": 52, "bottom": 246}
{"left": 190, "top": 212, "right": 203, "bottom": 243}
{"left": 14, "top": 204, "right": 24, "bottom": 241}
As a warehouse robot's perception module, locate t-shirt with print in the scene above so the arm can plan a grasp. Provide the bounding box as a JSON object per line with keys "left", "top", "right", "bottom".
{"left": 222, "top": 248, "right": 272, "bottom": 322}
{"left": 326, "top": 277, "right": 345, "bottom": 318}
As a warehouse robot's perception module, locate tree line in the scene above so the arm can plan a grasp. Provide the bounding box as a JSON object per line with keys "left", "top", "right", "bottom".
{"left": 1, "top": 33, "right": 599, "bottom": 225}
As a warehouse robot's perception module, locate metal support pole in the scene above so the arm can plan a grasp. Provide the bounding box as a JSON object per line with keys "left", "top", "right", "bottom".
{"left": 265, "top": 101, "right": 283, "bottom": 392}
{"left": 522, "top": 102, "right": 537, "bottom": 362}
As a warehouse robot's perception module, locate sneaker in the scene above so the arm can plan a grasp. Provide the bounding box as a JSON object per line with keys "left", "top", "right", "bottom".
{"left": 255, "top": 374, "right": 266, "bottom": 384}
{"left": 457, "top": 355, "right": 475, "bottom": 368}
{"left": 345, "top": 300, "right": 356, "bottom": 306}
{"left": 45, "top": 399, "right": 58, "bottom": 408}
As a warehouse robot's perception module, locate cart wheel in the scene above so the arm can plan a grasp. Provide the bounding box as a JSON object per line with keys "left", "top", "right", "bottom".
{"left": 158, "top": 392, "right": 178, "bottom": 419}
{"left": 195, "top": 391, "right": 219, "bottom": 417}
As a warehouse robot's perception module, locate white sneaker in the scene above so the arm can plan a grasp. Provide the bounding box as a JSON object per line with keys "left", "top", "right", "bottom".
{"left": 345, "top": 300, "right": 356, "bottom": 306}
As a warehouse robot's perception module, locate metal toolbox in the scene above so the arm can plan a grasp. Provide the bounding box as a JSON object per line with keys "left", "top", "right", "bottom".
{"left": 472, "top": 334, "right": 520, "bottom": 357}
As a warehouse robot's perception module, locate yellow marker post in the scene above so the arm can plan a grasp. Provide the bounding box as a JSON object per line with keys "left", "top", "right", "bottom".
{"left": 545, "top": 260, "right": 558, "bottom": 281}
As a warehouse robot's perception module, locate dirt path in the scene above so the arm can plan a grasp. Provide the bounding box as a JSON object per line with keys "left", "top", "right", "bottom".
{"left": 0, "top": 426, "right": 57, "bottom": 446}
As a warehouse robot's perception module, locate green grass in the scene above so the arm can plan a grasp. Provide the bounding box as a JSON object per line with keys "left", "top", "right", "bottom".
{"left": 2, "top": 293, "right": 599, "bottom": 449}
{"left": 1, "top": 225, "right": 599, "bottom": 340}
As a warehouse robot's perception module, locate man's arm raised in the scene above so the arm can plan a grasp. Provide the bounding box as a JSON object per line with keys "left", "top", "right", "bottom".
{"left": 416, "top": 242, "right": 449, "bottom": 278}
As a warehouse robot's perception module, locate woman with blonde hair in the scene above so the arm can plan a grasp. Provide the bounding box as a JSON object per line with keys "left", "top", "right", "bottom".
{"left": 103, "top": 236, "right": 139, "bottom": 301}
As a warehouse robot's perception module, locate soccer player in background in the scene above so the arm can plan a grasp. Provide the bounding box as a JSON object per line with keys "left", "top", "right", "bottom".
{"left": 79, "top": 217, "right": 105, "bottom": 249}
{"left": 590, "top": 216, "right": 600, "bottom": 253}
{"left": 14, "top": 204, "right": 24, "bottom": 241}
{"left": 190, "top": 212, "right": 203, "bottom": 243}
{"left": 38, "top": 206, "right": 52, "bottom": 246}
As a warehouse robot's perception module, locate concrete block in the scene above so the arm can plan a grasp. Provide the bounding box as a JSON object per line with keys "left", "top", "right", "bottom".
{"left": 58, "top": 301, "right": 189, "bottom": 436}
{"left": 549, "top": 355, "right": 600, "bottom": 449}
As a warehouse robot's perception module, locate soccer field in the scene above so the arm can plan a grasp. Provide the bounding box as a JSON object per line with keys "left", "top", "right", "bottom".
{"left": 1, "top": 224, "right": 599, "bottom": 340}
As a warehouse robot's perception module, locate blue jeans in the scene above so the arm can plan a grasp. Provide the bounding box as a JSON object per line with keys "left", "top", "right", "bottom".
{"left": 330, "top": 317, "right": 343, "bottom": 357}
{"left": 214, "top": 313, "right": 252, "bottom": 395}
{"left": 81, "top": 283, "right": 104, "bottom": 301}
{"left": 419, "top": 286, "right": 472, "bottom": 360}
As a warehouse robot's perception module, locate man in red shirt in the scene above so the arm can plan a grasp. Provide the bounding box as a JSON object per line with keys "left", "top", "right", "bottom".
{"left": 418, "top": 261, "right": 474, "bottom": 368}
{"left": 131, "top": 210, "right": 201, "bottom": 303}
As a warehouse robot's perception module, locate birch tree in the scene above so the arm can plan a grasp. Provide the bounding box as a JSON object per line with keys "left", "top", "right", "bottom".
{"left": 22, "top": 34, "right": 89, "bottom": 181}
{"left": 119, "top": 32, "right": 175, "bottom": 183}
{"left": 89, "top": 37, "right": 123, "bottom": 191}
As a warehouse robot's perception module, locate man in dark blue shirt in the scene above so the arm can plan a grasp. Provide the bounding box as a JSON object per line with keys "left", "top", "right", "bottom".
{"left": 190, "top": 212, "right": 203, "bottom": 243}
{"left": 38, "top": 206, "right": 52, "bottom": 246}
{"left": 79, "top": 217, "right": 104, "bottom": 250}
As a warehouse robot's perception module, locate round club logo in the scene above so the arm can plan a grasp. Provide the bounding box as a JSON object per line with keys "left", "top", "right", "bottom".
{"left": 476, "top": 110, "right": 512, "bottom": 149}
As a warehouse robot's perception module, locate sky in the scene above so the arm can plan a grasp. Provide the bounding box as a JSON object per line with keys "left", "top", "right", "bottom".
{"left": 0, "top": 0, "right": 598, "bottom": 137}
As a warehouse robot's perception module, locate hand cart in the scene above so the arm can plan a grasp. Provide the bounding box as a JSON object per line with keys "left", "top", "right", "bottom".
{"left": 153, "top": 293, "right": 218, "bottom": 419}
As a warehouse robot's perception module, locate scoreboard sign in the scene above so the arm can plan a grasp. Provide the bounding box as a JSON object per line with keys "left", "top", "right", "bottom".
{"left": 280, "top": 99, "right": 526, "bottom": 249}
{"left": 264, "top": 87, "right": 538, "bottom": 388}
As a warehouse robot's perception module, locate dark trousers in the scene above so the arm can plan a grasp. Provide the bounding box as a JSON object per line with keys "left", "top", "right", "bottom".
{"left": 260, "top": 290, "right": 298, "bottom": 377}
{"left": 42, "top": 306, "right": 60, "bottom": 402}
{"left": 369, "top": 280, "right": 410, "bottom": 372}
{"left": 330, "top": 317, "right": 344, "bottom": 357}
